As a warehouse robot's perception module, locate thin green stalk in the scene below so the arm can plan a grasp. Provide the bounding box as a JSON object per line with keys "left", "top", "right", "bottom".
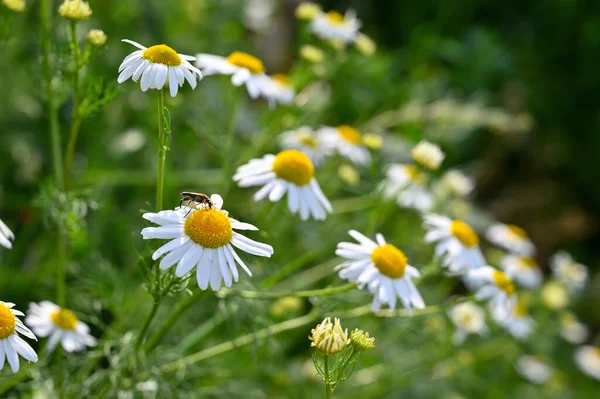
{"left": 156, "top": 88, "right": 166, "bottom": 211}
{"left": 178, "top": 311, "right": 228, "bottom": 354}
{"left": 56, "top": 225, "right": 67, "bottom": 307}
{"left": 324, "top": 355, "right": 332, "bottom": 399}
{"left": 63, "top": 21, "right": 82, "bottom": 188}
{"left": 222, "top": 90, "right": 239, "bottom": 196}
{"left": 134, "top": 300, "right": 161, "bottom": 353}
{"left": 219, "top": 283, "right": 356, "bottom": 300}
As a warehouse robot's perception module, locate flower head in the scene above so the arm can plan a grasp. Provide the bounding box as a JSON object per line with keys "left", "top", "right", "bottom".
{"left": 448, "top": 302, "right": 487, "bottom": 344}
{"left": 263, "top": 73, "right": 296, "bottom": 107}
{"left": 516, "top": 355, "right": 553, "bottom": 384}
{"left": 500, "top": 255, "right": 542, "bottom": 289}
{"left": 279, "top": 126, "right": 330, "bottom": 166}
{"left": 117, "top": 40, "right": 203, "bottom": 97}
{"left": 550, "top": 251, "right": 588, "bottom": 292}
{"left": 500, "top": 302, "right": 535, "bottom": 340}
{"left": 540, "top": 281, "right": 569, "bottom": 310}
{"left": 559, "top": 312, "right": 589, "bottom": 344}
{"left": 2, "top": 0, "right": 25, "bottom": 13}
{"left": 436, "top": 169, "right": 474, "bottom": 198}
{"left": 295, "top": 2, "right": 321, "bottom": 21}
{"left": 354, "top": 33, "right": 376, "bottom": 56}
{"left": 350, "top": 329, "right": 375, "bottom": 352}
{"left": 335, "top": 230, "right": 425, "bottom": 314}
{"left": 25, "top": 301, "right": 96, "bottom": 352}
{"left": 411, "top": 140, "right": 445, "bottom": 171}
{"left": 381, "top": 164, "right": 433, "bottom": 211}
{"left": 0, "top": 301, "right": 38, "bottom": 373}
{"left": 58, "top": 0, "right": 92, "bottom": 21}
{"left": 310, "top": 9, "right": 361, "bottom": 44}
{"left": 575, "top": 346, "right": 600, "bottom": 381}
{"left": 466, "top": 266, "right": 517, "bottom": 320}
{"left": 300, "top": 45, "right": 325, "bottom": 64}
{"left": 141, "top": 194, "right": 273, "bottom": 290}
{"left": 234, "top": 151, "right": 332, "bottom": 221}
{"left": 87, "top": 29, "right": 106, "bottom": 46}
{"left": 317, "top": 125, "right": 371, "bottom": 166}
{"left": 0, "top": 218, "right": 15, "bottom": 249}
{"left": 486, "top": 223, "right": 535, "bottom": 257}
{"left": 309, "top": 317, "right": 350, "bottom": 355}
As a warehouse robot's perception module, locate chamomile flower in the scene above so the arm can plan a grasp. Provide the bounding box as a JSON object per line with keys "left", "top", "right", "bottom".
{"left": 411, "top": 140, "right": 445, "bottom": 171}
{"left": 448, "top": 302, "right": 488, "bottom": 344}
{"left": 317, "top": 125, "right": 370, "bottom": 165}
{"left": 435, "top": 169, "right": 474, "bottom": 198}
{"left": 233, "top": 150, "right": 332, "bottom": 221}
{"left": 381, "top": 164, "right": 434, "bottom": 211}
{"left": 195, "top": 51, "right": 271, "bottom": 100}
{"left": 550, "top": 251, "right": 588, "bottom": 292}
{"left": 423, "top": 214, "right": 486, "bottom": 275}
{"left": 279, "top": 126, "right": 330, "bottom": 166}
{"left": 309, "top": 317, "right": 349, "bottom": 355}
{"left": 467, "top": 266, "right": 517, "bottom": 320}
{"left": 117, "top": 40, "right": 203, "bottom": 98}
{"left": 263, "top": 74, "right": 295, "bottom": 106}
{"left": 0, "top": 301, "right": 37, "bottom": 373}
{"left": 499, "top": 303, "right": 535, "bottom": 340}
{"left": 25, "top": 301, "right": 96, "bottom": 352}
{"left": 486, "top": 223, "right": 535, "bottom": 256}
{"left": 310, "top": 9, "right": 361, "bottom": 44}
{"left": 575, "top": 346, "right": 600, "bottom": 381}
{"left": 141, "top": 194, "right": 274, "bottom": 291}
{"left": 335, "top": 230, "right": 425, "bottom": 314}
{"left": 0, "top": 218, "right": 14, "bottom": 249}
{"left": 500, "top": 255, "right": 543, "bottom": 289}
{"left": 516, "top": 355, "right": 553, "bottom": 384}
{"left": 559, "top": 313, "right": 589, "bottom": 344}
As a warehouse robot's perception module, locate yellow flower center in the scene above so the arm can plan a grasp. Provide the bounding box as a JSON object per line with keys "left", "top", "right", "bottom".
{"left": 272, "top": 73, "right": 292, "bottom": 87}
{"left": 272, "top": 150, "right": 315, "bottom": 186}
{"left": 371, "top": 244, "right": 407, "bottom": 279}
{"left": 405, "top": 165, "right": 421, "bottom": 180}
{"left": 492, "top": 270, "right": 516, "bottom": 295}
{"left": 326, "top": 11, "right": 345, "bottom": 25}
{"left": 507, "top": 224, "right": 528, "bottom": 239}
{"left": 298, "top": 133, "right": 317, "bottom": 148}
{"left": 226, "top": 51, "right": 265, "bottom": 74}
{"left": 519, "top": 256, "right": 537, "bottom": 269}
{"left": 450, "top": 220, "right": 479, "bottom": 247}
{"left": 513, "top": 303, "right": 528, "bottom": 317}
{"left": 0, "top": 304, "right": 16, "bottom": 339}
{"left": 337, "top": 125, "right": 362, "bottom": 144}
{"left": 184, "top": 208, "right": 233, "bottom": 248}
{"left": 50, "top": 308, "right": 78, "bottom": 331}
{"left": 142, "top": 45, "right": 182, "bottom": 66}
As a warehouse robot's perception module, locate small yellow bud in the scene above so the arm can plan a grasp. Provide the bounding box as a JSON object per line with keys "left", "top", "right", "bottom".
{"left": 269, "top": 296, "right": 304, "bottom": 320}
{"left": 87, "top": 29, "right": 106, "bottom": 46}
{"left": 363, "top": 133, "right": 383, "bottom": 149}
{"left": 295, "top": 2, "right": 321, "bottom": 21}
{"left": 309, "top": 317, "right": 350, "bottom": 355}
{"left": 2, "top": 0, "right": 25, "bottom": 12}
{"left": 411, "top": 140, "right": 445, "bottom": 171}
{"left": 300, "top": 45, "right": 324, "bottom": 64}
{"left": 541, "top": 281, "right": 569, "bottom": 310}
{"left": 58, "top": 0, "right": 92, "bottom": 21}
{"left": 355, "top": 33, "right": 376, "bottom": 56}
{"left": 338, "top": 164, "right": 360, "bottom": 186}
{"left": 330, "top": 39, "right": 345, "bottom": 51}
{"left": 350, "top": 329, "right": 375, "bottom": 352}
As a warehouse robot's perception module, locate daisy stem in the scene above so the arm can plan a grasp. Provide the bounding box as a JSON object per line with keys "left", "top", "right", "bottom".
{"left": 134, "top": 298, "right": 161, "bottom": 354}
{"left": 63, "top": 21, "right": 82, "bottom": 189}
{"left": 156, "top": 88, "right": 166, "bottom": 211}
{"left": 324, "top": 355, "right": 332, "bottom": 398}
{"left": 219, "top": 283, "right": 356, "bottom": 299}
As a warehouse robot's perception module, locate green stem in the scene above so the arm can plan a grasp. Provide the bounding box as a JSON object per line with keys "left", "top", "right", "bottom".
{"left": 219, "top": 283, "right": 356, "bottom": 300}
{"left": 156, "top": 88, "right": 166, "bottom": 211}
{"left": 63, "top": 21, "right": 82, "bottom": 188}
{"left": 222, "top": 90, "right": 239, "bottom": 196}
{"left": 324, "top": 355, "right": 332, "bottom": 399}
{"left": 134, "top": 299, "right": 161, "bottom": 354}
{"left": 178, "top": 311, "right": 228, "bottom": 354}
{"left": 143, "top": 291, "right": 206, "bottom": 353}
{"left": 56, "top": 225, "right": 67, "bottom": 307}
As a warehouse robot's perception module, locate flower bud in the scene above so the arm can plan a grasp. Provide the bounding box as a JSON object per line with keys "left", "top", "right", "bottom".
{"left": 309, "top": 317, "right": 349, "bottom": 355}
{"left": 2, "top": 0, "right": 25, "bottom": 13}
{"left": 87, "top": 29, "right": 106, "bottom": 46}
{"left": 295, "top": 2, "right": 321, "bottom": 21}
{"left": 58, "top": 0, "right": 92, "bottom": 21}
{"left": 350, "top": 329, "right": 375, "bottom": 352}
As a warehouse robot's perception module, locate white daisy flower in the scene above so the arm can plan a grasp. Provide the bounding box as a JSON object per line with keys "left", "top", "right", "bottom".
{"left": 233, "top": 150, "right": 332, "bottom": 221}
{"left": 448, "top": 302, "right": 488, "bottom": 344}
{"left": 117, "top": 40, "right": 203, "bottom": 98}
{"left": 411, "top": 140, "right": 445, "bottom": 171}
{"left": 516, "top": 355, "right": 553, "bottom": 384}
{"left": 499, "top": 303, "right": 535, "bottom": 340}
{"left": 486, "top": 223, "right": 535, "bottom": 256}
{"left": 423, "top": 214, "right": 486, "bottom": 275}
{"left": 550, "top": 251, "right": 588, "bottom": 292}
{"left": 25, "top": 301, "right": 96, "bottom": 353}
{"left": 317, "top": 125, "right": 371, "bottom": 166}
{"left": 334, "top": 230, "right": 425, "bottom": 314}
{"left": 559, "top": 313, "right": 589, "bottom": 344}
{"left": 310, "top": 9, "right": 361, "bottom": 44}
{"left": 141, "top": 194, "right": 274, "bottom": 290}
{"left": 0, "top": 301, "right": 37, "bottom": 373}
{"left": 195, "top": 51, "right": 271, "bottom": 100}
{"left": 279, "top": 126, "right": 330, "bottom": 166}
{"left": 575, "top": 346, "right": 600, "bottom": 381}
{"left": 500, "top": 255, "right": 543, "bottom": 289}
{"left": 0, "top": 218, "right": 15, "bottom": 249}
{"left": 263, "top": 74, "right": 296, "bottom": 106}
{"left": 466, "top": 266, "right": 517, "bottom": 320}
{"left": 381, "top": 164, "right": 434, "bottom": 212}
{"left": 435, "top": 169, "right": 474, "bottom": 198}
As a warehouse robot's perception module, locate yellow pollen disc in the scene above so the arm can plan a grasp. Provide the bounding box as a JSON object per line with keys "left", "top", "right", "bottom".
{"left": 298, "top": 133, "right": 317, "bottom": 148}
{"left": 450, "top": 220, "right": 479, "bottom": 247}
{"left": 184, "top": 208, "right": 233, "bottom": 248}
{"left": 272, "top": 149, "right": 315, "bottom": 186}
{"left": 326, "top": 11, "right": 345, "bottom": 24}
{"left": 272, "top": 73, "right": 292, "bottom": 87}
{"left": 337, "top": 125, "right": 362, "bottom": 144}
{"left": 513, "top": 303, "right": 528, "bottom": 317}
{"left": 226, "top": 51, "right": 265, "bottom": 74}
{"left": 492, "top": 270, "right": 516, "bottom": 295}
{"left": 0, "top": 304, "right": 16, "bottom": 339}
{"left": 371, "top": 244, "right": 407, "bottom": 279}
{"left": 405, "top": 165, "right": 421, "bottom": 180}
{"left": 51, "top": 308, "right": 78, "bottom": 330}
{"left": 142, "top": 44, "right": 182, "bottom": 66}
{"left": 507, "top": 224, "right": 528, "bottom": 239}
{"left": 519, "top": 256, "right": 537, "bottom": 269}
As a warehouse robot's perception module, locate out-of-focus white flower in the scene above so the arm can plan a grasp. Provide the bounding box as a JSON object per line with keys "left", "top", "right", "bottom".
{"left": 263, "top": 73, "right": 295, "bottom": 107}
{"left": 500, "top": 255, "right": 543, "bottom": 290}
{"left": 448, "top": 302, "right": 487, "bottom": 344}
{"left": 0, "top": 301, "right": 37, "bottom": 373}
{"left": 0, "top": 218, "right": 15, "bottom": 250}
{"left": 309, "top": 317, "right": 349, "bottom": 355}
{"left": 500, "top": 303, "right": 535, "bottom": 340}
{"left": 559, "top": 313, "right": 589, "bottom": 344}
{"left": 111, "top": 128, "right": 146, "bottom": 155}
{"left": 516, "top": 355, "right": 553, "bottom": 384}
{"left": 335, "top": 230, "right": 425, "bottom": 314}
{"left": 550, "top": 251, "right": 588, "bottom": 292}
{"left": 423, "top": 214, "right": 486, "bottom": 275}
{"left": 310, "top": 9, "right": 361, "bottom": 44}
{"left": 295, "top": 2, "right": 321, "bottom": 21}
{"left": 467, "top": 266, "right": 517, "bottom": 320}
{"left": 141, "top": 195, "right": 273, "bottom": 290}
{"left": 279, "top": 126, "right": 330, "bottom": 166}
{"left": 317, "top": 125, "right": 371, "bottom": 166}
{"left": 486, "top": 223, "right": 535, "bottom": 257}
{"left": 575, "top": 346, "right": 600, "bottom": 381}
{"left": 435, "top": 169, "right": 474, "bottom": 198}
{"left": 117, "top": 40, "right": 203, "bottom": 97}
{"left": 234, "top": 151, "right": 332, "bottom": 221}
{"left": 299, "top": 45, "right": 325, "bottom": 64}
{"left": 540, "top": 281, "right": 569, "bottom": 310}
{"left": 244, "top": 0, "right": 275, "bottom": 32}
{"left": 411, "top": 140, "right": 445, "bottom": 171}
{"left": 58, "top": 0, "right": 91, "bottom": 21}
{"left": 380, "top": 164, "right": 434, "bottom": 212}
{"left": 354, "top": 33, "right": 376, "bottom": 56}
{"left": 25, "top": 301, "right": 96, "bottom": 352}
